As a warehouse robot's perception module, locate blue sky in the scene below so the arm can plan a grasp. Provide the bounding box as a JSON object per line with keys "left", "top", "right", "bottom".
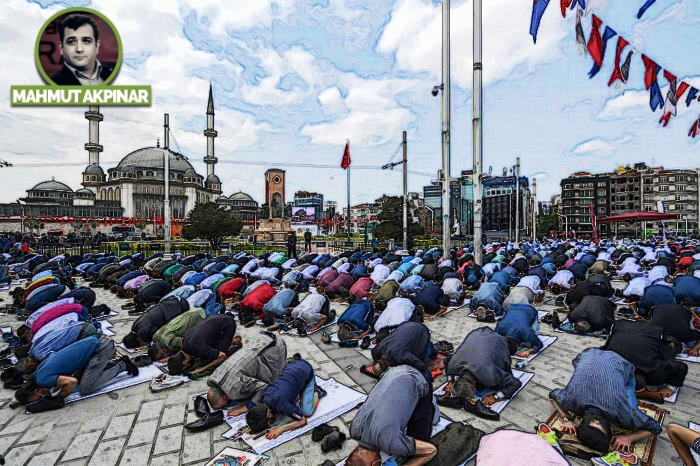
{"left": 1, "top": 0, "right": 699, "bottom": 206}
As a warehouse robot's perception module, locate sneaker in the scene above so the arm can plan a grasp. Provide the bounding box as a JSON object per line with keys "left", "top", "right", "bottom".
{"left": 315, "top": 386, "right": 327, "bottom": 399}
{"left": 320, "top": 431, "right": 346, "bottom": 453}
{"left": 551, "top": 311, "right": 561, "bottom": 329}
{"left": 360, "top": 336, "right": 371, "bottom": 350}
{"left": 476, "top": 309, "right": 495, "bottom": 322}
{"left": 149, "top": 374, "right": 184, "bottom": 393}
{"left": 434, "top": 340, "right": 454, "bottom": 355}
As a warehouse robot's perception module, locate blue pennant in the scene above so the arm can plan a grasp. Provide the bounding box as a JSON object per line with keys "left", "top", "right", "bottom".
{"left": 650, "top": 81, "right": 664, "bottom": 111}
{"left": 637, "top": 0, "right": 657, "bottom": 19}
{"left": 570, "top": 0, "right": 586, "bottom": 10}
{"left": 530, "top": 0, "right": 551, "bottom": 44}
{"left": 686, "top": 87, "right": 699, "bottom": 107}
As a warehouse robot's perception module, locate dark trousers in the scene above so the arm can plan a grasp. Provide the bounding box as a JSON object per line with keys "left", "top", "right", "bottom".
{"left": 305, "top": 241, "right": 311, "bottom": 252}
{"left": 642, "top": 361, "right": 689, "bottom": 388}
{"left": 406, "top": 390, "right": 435, "bottom": 442}
{"left": 79, "top": 339, "right": 126, "bottom": 395}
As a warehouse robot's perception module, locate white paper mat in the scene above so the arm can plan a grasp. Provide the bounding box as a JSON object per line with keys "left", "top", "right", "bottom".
{"left": 99, "top": 320, "right": 115, "bottom": 337}
{"left": 512, "top": 335, "right": 557, "bottom": 362}
{"left": 63, "top": 364, "right": 165, "bottom": 404}
{"left": 677, "top": 351, "right": 700, "bottom": 363}
{"left": 434, "top": 369, "right": 534, "bottom": 414}
{"left": 222, "top": 376, "right": 366, "bottom": 453}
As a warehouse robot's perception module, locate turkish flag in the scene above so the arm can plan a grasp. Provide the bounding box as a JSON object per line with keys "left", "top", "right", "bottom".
{"left": 341, "top": 140, "right": 351, "bottom": 169}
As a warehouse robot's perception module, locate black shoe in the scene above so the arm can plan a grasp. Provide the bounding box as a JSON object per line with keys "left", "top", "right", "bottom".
{"left": 194, "top": 395, "right": 210, "bottom": 418}
{"left": 316, "top": 386, "right": 327, "bottom": 399}
{"left": 1, "top": 366, "right": 18, "bottom": 382}
{"left": 121, "top": 302, "right": 135, "bottom": 309}
{"left": 320, "top": 431, "right": 346, "bottom": 453}
{"left": 541, "top": 313, "right": 553, "bottom": 324}
{"left": 120, "top": 356, "right": 140, "bottom": 376}
{"left": 436, "top": 395, "right": 463, "bottom": 409}
{"left": 127, "top": 308, "right": 146, "bottom": 316}
{"left": 320, "top": 461, "right": 335, "bottom": 466}
{"left": 185, "top": 410, "right": 223, "bottom": 431}
{"left": 360, "top": 336, "right": 371, "bottom": 350}
{"left": 26, "top": 393, "right": 65, "bottom": 413}
{"left": 477, "top": 309, "right": 495, "bottom": 322}
{"left": 555, "top": 296, "right": 565, "bottom": 305}
{"left": 3, "top": 373, "right": 24, "bottom": 390}
{"left": 551, "top": 311, "right": 561, "bottom": 330}
{"left": 311, "top": 424, "right": 337, "bottom": 442}
{"left": 434, "top": 340, "right": 454, "bottom": 355}
{"left": 462, "top": 398, "right": 500, "bottom": 421}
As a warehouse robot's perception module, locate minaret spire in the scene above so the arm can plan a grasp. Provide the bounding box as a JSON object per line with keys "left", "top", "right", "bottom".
{"left": 203, "top": 82, "right": 218, "bottom": 177}
{"left": 85, "top": 105, "right": 103, "bottom": 166}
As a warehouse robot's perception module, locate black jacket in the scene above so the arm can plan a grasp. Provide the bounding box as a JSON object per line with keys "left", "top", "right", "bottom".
{"left": 132, "top": 296, "right": 189, "bottom": 342}
{"left": 50, "top": 62, "right": 117, "bottom": 85}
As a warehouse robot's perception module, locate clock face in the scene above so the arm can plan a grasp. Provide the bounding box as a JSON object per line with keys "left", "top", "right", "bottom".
{"left": 273, "top": 175, "right": 282, "bottom": 184}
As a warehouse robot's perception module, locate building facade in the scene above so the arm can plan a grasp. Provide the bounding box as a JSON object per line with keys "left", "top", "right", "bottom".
{"left": 482, "top": 176, "right": 531, "bottom": 239}
{"left": 342, "top": 203, "right": 379, "bottom": 235}
{"left": 293, "top": 191, "right": 324, "bottom": 221}
{"left": 422, "top": 170, "right": 474, "bottom": 235}
{"left": 560, "top": 172, "right": 611, "bottom": 236}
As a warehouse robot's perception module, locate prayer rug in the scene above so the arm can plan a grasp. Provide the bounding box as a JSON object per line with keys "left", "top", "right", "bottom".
{"left": 512, "top": 335, "right": 558, "bottom": 362}
{"left": 677, "top": 351, "right": 700, "bottom": 364}
{"left": 545, "top": 401, "right": 666, "bottom": 466}
{"left": 555, "top": 318, "right": 609, "bottom": 339}
{"left": 279, "top": 317, "right": 338, "bottom": 337}
{"left": 690, "top": 422, "right": 700, "bottom": 465}
{"left": 434, "top": 370, "right": 534, "bottom": 414}
{"left": 221, "top": 376, "right": 366, "bottom": 453}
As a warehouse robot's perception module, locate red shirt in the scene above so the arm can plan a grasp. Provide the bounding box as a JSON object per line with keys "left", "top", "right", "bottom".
{"left": 218, "top": 277, "right": 245, "bottom": 300}
{"left": 25, "top": 277, "right": 57, "bottom": 297}
{"left": 350, "top": 277, "right": 373, "bottom": 300}
{"left": 240, "top": 283, "right": 276, "bottom": 317}
{"left": 31, "top": 303, "right": 84, "bottom": 335}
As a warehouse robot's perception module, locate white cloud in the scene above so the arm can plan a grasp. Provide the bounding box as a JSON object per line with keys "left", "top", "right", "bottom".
{"left": 565, "top": 133, "right": 637, "bottom": 157}
{"left": 184, "top": 0, "right": 297, "bottom": 35}
{"left": 318, "top": 87, "right": 347, "bottom": 115}
{"left": 596, "top": 91, "right": 651, "bottom": 122}
{"left": 376, "top": 0, "right": 569, "bottom": 88}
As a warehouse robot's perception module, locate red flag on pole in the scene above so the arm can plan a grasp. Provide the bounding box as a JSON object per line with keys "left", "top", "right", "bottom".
{"left": 561, "top": 0, "right": 573, "bottom": 17}
{"left": 341, "top": 140, "right": 351, "bottom": 169}
{"left": 608, "top": 36, "right": 629, "bottom": 87}
{"left": 586, "top": 15, "right": 604, "bottom": 67}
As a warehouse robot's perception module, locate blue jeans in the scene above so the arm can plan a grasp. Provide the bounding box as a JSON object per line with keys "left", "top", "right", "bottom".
{"left": 300, "top": 376, "right": 317, "bottom": 417}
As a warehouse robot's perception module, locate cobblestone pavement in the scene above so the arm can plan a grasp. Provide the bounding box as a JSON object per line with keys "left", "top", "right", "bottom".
{"left": 1, "top": 286, "right": 698, "bottom": 466}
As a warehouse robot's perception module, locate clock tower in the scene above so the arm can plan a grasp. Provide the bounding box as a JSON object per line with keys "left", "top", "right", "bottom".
{"left": 265, "top": 169, "right": 286, "bottom": 219}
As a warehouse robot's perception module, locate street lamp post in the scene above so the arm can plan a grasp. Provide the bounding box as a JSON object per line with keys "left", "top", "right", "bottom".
{"left": 425, "top": 206, "right": 435, "bottom": 235}
{"left": 441, "top": 0, "right": 452, "bottom": 258}
{"left": 17, "top": 199, "right": 25, "bottom": 235}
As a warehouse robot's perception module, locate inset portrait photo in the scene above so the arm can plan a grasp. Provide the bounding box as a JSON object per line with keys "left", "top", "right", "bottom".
{"left": 35, "top": 8, "right": 122, "bottom": 86}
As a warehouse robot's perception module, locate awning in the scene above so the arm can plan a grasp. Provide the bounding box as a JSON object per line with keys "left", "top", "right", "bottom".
{"left": 597, "top": 211, "right": 680, "bottom": 224}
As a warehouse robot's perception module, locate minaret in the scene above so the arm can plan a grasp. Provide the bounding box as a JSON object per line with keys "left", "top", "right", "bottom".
{"left": 85, "top": 105, "right": 103, "bottom": 166}
{"left": 203, "top": 83, "right": 218, "bottom": 177}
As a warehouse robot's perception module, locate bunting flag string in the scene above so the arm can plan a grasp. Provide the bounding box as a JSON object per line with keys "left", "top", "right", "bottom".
{"left": 689, "top": 114, "right": 700, "bottom": 138}
{"left": 637, "top": 0, "right": 657, "bottom": 20}
{"left": 642, "top": 54, "right": 665, "bottom": 112}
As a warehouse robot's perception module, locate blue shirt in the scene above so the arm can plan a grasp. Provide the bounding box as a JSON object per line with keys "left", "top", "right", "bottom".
{"left": 263, "top": 289, "right": 298, "bottom": 316}
{"left": 674, "top": 276, "right": 700, "bottom": 304}
{"left": 496, "top": 304, "right": 542, "bottom": 351}
{"left": 338, "top": 300, "right": 374, "bottom": 331}
{"left": 263, "top": 360, "right": 314, "bottom": 420}
{"left": 399, "top": 275, "right": 425, "bottom": 294}
{"left": 350, "top": 264, "right": 368, "bottom": 279}
{"left": 184, "top": 272, "right": 208, "bottom": 286}
{"left": 32, "top": 336, "right": 101, "bottom": 388}
{"left": 397, "top": 262, "right": 414, "bottom": 275}
{"left": 30, "top": 321, "right": 84, "bottom": 361}
{"left": 638, "top": 284, "right": 675, "bottom": 312}
{"left": 489, "top": 271, "right": 513, "bottom": 292}
{"left": 550, "top": 349, "right": 662, "bottom": 435}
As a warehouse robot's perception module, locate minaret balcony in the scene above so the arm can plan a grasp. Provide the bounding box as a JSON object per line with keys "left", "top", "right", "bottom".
{"left": 203, "top": 129, "right": 218, "bottom": 137}
{"left": 203, "top": 156, "right": 218, "bottom": 164}
{"left": 84, "top": 111, "right": 103, "bottom": 121}
{"left": 85, "top": 143, "right": 104, "bottom": 152}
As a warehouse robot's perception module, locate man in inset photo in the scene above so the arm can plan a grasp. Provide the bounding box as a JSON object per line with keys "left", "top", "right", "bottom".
{"left": 51, "top": 14, "right": 116, "bottom": 85}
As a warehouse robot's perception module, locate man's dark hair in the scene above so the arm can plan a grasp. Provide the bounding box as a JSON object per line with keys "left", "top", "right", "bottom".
{"left": 375, "top": 327, "right": 391, "bottom": 343}
{"left": 338, "top": 323, "right": 353, "bottom": 342}
{"left": 59, "top": 14, "right": 99, "bottom": 43}
{"left": 505, "top": 337, "right": 518, "bottom": 356}
{"left": 453, "top": 377, "right": 476, "bottom": 400}
{"left": 574, "top": 319, "right": 591, "bottom": 334}
{"left": 147, "top": 343, "right": 163, "bottom": 361}
{"left": 246, "top": 403, "right": 270, "bottom": 433}
{"left": 347, "top": 294, "right": 357, "bottom": 304}
{"left": 550, "top": 284, "right": 561, "bottom": 295}
{"left": 292, "top": 318, "right": 306, "bottom": 333}
{"left": 122, "top": 332, "right": 140, "bottom": 349}
{"left": 665, "top": 335, "right": 682, "bottom": 355}
{"left": 167, "top": 351, "right": 187, "bottom": 375}
{"left": 261, "top": 313, "right": 276, "bottom": 327}
{"left": 374, "top": 359, "right": 390, "bottom": 375}
{"left": 577, "top": 409, "right": 611, "bottom": 452}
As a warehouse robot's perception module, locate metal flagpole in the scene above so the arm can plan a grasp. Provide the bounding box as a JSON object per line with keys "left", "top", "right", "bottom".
{"left": 515, "top": 157, "right": 520, "bottom": 244}
{"left": 533, "top": 178, "right": 537, "bottom": 241}
{"left": 163, "top": 114, "right": 171, "bottom": 258}
{"left": 402, "top": 130, "right": 408, "bottom": 250}
{"left": 441, "top": 0, "right": 452, "bottom": 258}
{"left": 472, "top": 0, "right": 484, "bottom": 264}
{"left": 347, "top": 165, "right": 351, "bottom": 241}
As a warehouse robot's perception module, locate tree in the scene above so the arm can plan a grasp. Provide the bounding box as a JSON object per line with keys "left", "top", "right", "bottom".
{"left": 182, "top": 202, "right": 243, "bottom": 249}
{"left": 536, "top": 206, "right": 559, "bottom": 240}
{"left": 134, "top": 220, "right": 147, "bottom": 232}
{"left": 375, "top": 196, "right": 425, "bottom": 242}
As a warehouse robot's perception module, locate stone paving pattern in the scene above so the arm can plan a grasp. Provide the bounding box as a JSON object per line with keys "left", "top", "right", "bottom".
{"left": 1, "top": 287, "right": 698, "bottom": 465}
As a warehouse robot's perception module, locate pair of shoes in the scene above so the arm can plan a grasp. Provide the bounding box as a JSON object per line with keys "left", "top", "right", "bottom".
{"left": 1, "top": 366, "right": 18, "bottom": 382}
{"left": 618, "top": 307, "right": 635, "bottom": 317}
{"left": 360, "top": 336, "right": 371, "bottom": 350}
{"left": 127, "top": 308, "right": 145, "bottom": 316}
{"left": 149, "top": 374, "right": 183, "bottom": 392}
{"left": 541, "top": 313, "right": 553, "bottom": 324}
{"left": 476, "top": 309, "right": 495, "bottom": 323}
{"left": 185, "top": 409, "right": 223, "bottom": 432}
{"left": 555, "top": 295, "right": 566, "bottom": 305}
{"left": 462, "top": 398, "right": 500, "bottom": 421}
{"left": 3, "top": 373, "right": 24, "bottom": 390}
{"left": 194, "top": 395, "right": 211, "bottom": 418}
{"left": 120, "top": 356, "right": 140, "bottom": 376}
{"left": 434, "top": 340, "right": 454, "bottom": 355}
{"left": 311, "top": 424, "right": 338, "bottom": 442}
{"left": 26, "top": 390, "right": 65, "bottom": 413}
{"left": 121, "top": 303, "right": 135, "bottom": 310}
{"left": 339, "top": 339, "right": 358, "bottom": 348}
{"left": 311, "top": 424, "right": 347, "bottom": 452}
{"left": 436, "top": 394, "right": 462, "bottom": 409}
{"left": 550, "top": 311, "right": 561, "bottom": 329}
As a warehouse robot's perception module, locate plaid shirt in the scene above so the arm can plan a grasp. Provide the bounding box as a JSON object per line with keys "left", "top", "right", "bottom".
{"left": 550, "top": 349, "right": 662, "bottom": 435}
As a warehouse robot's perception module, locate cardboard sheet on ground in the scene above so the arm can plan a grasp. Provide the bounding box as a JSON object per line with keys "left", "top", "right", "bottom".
{"left": 434, "top": 369, "right": 534, "bottom": 414}
{"left": 279, "top": 317, "right": 338, "bottom": 337}
{"left": 467, "top": 310, "right": 548, "bottom": 322}
{"left": 329, "top": 332, "right": 377, "bottom": 349}
{"left": 512, "top": 335, "right": 557, "bottom": 362}
{"left": 546, "top": 402, "right": 666, "bottom": 466}
{"left": 677, "top": 351, "right": 700, "bottom": 364}
{"left": 664, "top": 386, "right": 680, "bottom": 403}
{"left": 689, "top": 422, "right": 700, "bottom": 465}
{"left": 555, "top": 318, "right": 609, "bottom": 339}
{"left": 336, "top": 418, "right": 474, "bottom": 466}
{"left": 61, "top": 364, "right": 176, "bottom": 405}
{"left": 205, "top": 447, "right": 268, "bottom": 466}
{"left": 222, "top": 376, "right": 366, "bottom": 453}
{"left": 99, "top": 320, "right": 115, "bottom": 337}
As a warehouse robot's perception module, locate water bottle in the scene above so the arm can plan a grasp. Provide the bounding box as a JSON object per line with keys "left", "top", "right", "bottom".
{"left": 514, "top": 360, "right": 527, "bottom": 370}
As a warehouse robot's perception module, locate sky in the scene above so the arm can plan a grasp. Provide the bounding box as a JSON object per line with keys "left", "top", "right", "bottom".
{"left": 1, "top": 0, "right": 700, "bottom": 207}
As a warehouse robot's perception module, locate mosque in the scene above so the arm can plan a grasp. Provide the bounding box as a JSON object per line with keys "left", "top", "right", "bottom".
{"left": 0, "top": 86, "right": 259, "bottom": 232}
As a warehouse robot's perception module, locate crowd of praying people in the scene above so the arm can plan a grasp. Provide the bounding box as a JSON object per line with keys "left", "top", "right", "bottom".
{"left": 1, "top": 234, "right": 700, "bottom": 465}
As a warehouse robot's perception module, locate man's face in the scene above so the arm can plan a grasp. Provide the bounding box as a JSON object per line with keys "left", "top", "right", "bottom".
{"left": 60, "top": 23, "right": 99, "bottom": 72}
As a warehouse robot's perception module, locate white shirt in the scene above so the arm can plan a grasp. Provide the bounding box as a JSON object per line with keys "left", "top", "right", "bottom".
{"left": 241, "top": 260, "right": 258, "bottom": 275}
{"left": 301, "top": 265, "right": 319, "bottom": 280}
{"left": 33, "top": 313, "right": 79, "bottom": 341}
{"left": 517, "top": 275, "right": 544, "bottom": 295}
{"left": 374, "top": 298, "right": 415, "bottom": 332}
{"left": 549, "top": 270, "right": 574, "bottom": 289}
{"left": 281, "top": 259, "right": 297, "bottom": 271}
{"left": 370, "top": 264, "right": 391, "bottom": 286}
{"left": 648, "top": 265, "right": 669, "bottom": 284}
{"left": 386, "top": 271, "right": 404, "bottom": 284}
{"left": 337, "top": 262, "right": 352, "bottom": 274}
{"left": 368, "top": 258, "right": 383, "bottom": 268}
{"left": 617, "top": 263, "right": 643, "bottom": 277}
{"left": 441, "top": 277, "right": 463, "bottom": 298}
{"left": 623, "top": 277, "right": 651, "bottom": 297}
{"left": 26, "top": 297, "right": 75, "bottom": 327}
{"left": 482, "top": 263, "right": 500, "bottom": 278}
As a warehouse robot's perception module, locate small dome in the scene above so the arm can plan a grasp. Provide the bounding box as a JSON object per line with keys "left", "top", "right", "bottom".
{"left": 229, "top": 191, "right": 256, "bottom": 202}
{"left": 75, "top": 188, "right": 96, "bottom": 198}
{"left": 31, "top": 180, "right": 73, "bottom": 192}
{"left": 206, "top": 174, "right": 221, "bottom": 184}
{"left": 84, "top": 165, "right": 104, "bottom": 175}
